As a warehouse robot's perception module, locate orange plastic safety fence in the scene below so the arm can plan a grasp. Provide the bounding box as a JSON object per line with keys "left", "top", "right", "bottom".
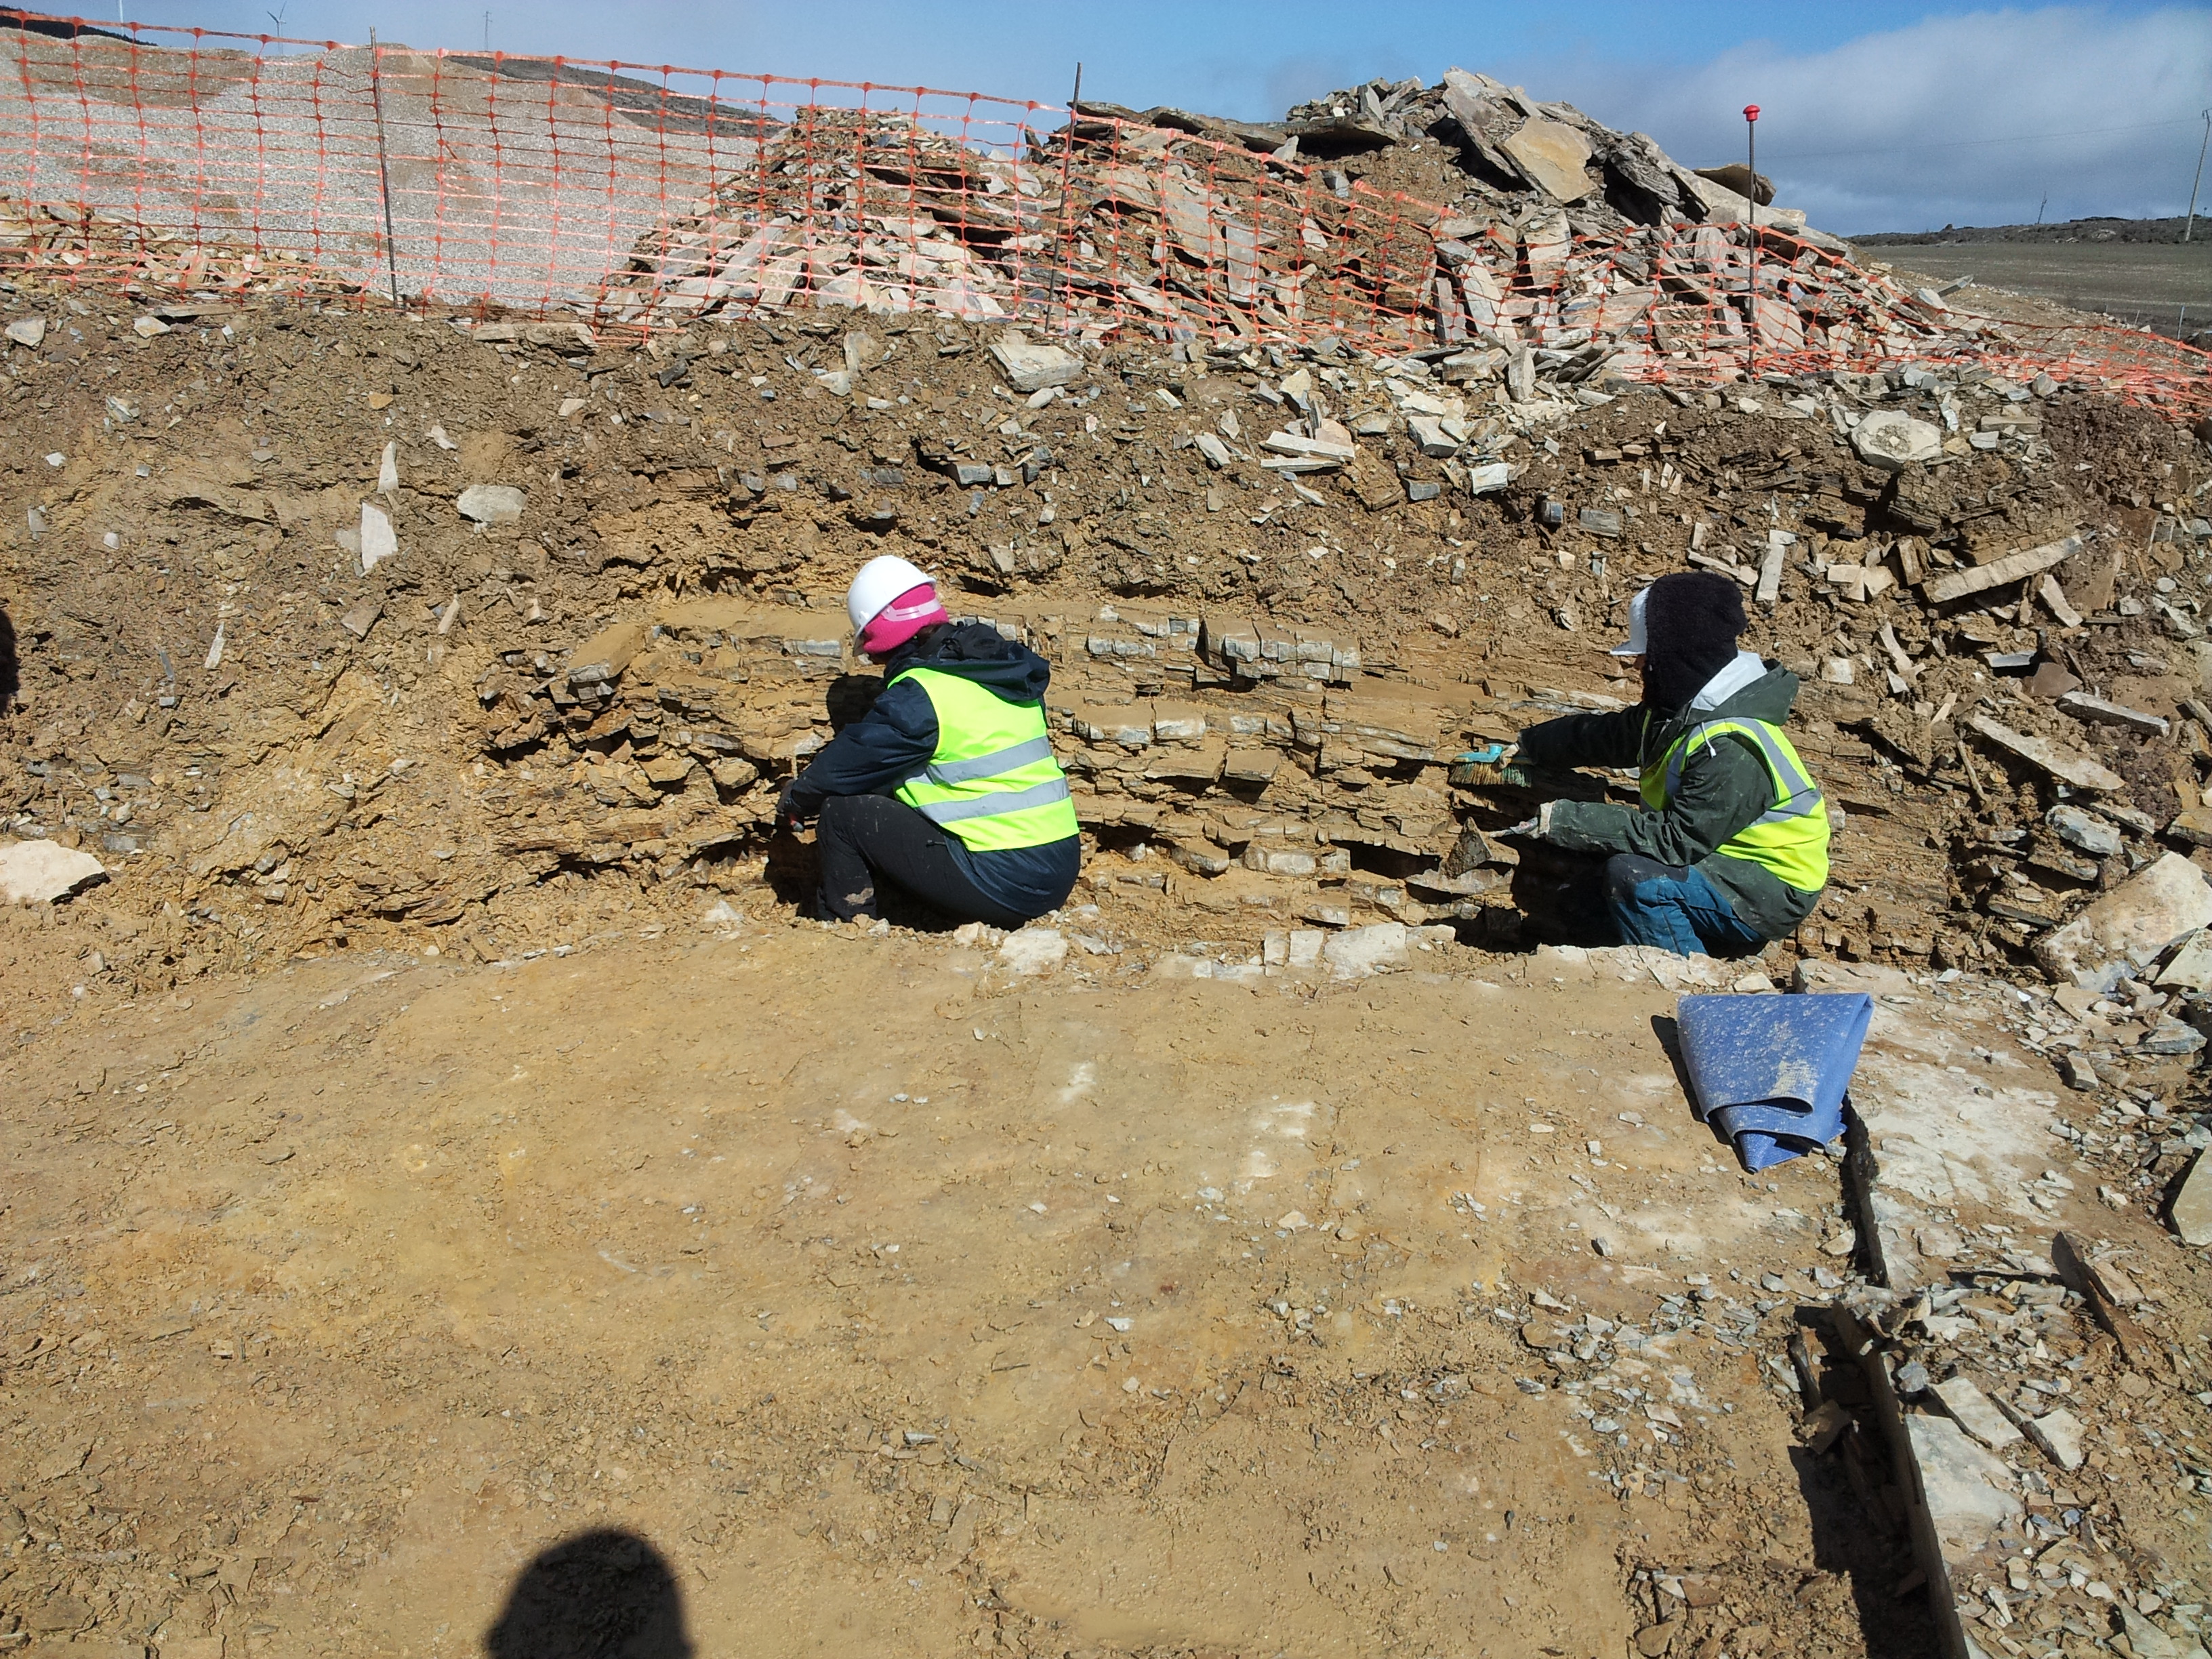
{"left": 0, "top": 9, "right": 2202, "bottom": 420}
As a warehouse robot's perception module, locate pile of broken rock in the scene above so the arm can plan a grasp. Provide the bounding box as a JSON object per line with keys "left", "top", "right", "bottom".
{"left": 601, "top": 66, "right": 1996, "bottom": 396}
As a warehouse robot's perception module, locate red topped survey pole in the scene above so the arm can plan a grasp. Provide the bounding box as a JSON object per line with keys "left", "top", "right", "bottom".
{"left": 1744, "top": 104, "right": 1761, "bottom": 373}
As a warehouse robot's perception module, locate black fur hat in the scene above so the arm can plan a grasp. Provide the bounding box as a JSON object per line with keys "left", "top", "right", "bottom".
{"left": 1641, "top": 571, "right": 1746, "bottom": 712}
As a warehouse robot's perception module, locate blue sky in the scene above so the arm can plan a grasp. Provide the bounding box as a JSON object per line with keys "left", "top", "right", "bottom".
{"left": 90, "top": 1, "right": 2212, "bottom": 233}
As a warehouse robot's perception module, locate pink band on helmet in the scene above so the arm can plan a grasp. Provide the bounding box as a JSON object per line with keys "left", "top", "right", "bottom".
{"left": 858, "top": 583, "right": 947, "bottom": 656}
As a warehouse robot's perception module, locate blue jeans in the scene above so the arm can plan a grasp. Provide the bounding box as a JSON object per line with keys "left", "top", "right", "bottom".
{"left": 1601, "top": 854, "right": 1767, "bottom": 958}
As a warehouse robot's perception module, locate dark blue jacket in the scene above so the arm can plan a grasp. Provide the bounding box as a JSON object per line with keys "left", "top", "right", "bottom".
{"left": 785, "top": 622, "right": 1081, "bottom": 917}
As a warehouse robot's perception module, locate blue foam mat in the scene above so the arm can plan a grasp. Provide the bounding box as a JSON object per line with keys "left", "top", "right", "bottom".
{"left": 1675, "top": 991, "right": 1873, "bottom": 1172}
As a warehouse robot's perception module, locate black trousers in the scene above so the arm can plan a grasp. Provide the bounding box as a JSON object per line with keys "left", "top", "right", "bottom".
{"left": 815, "top": 794, "right": 1032, "bottom": 928}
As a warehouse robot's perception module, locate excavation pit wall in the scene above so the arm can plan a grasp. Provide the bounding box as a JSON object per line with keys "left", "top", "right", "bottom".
{"left": 2, "top": 279, "right": 2209, "bottom": 994}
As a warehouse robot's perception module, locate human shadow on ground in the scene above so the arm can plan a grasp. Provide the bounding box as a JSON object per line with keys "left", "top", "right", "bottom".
{"left": 484, "top": 1528, "right": 694, "bottom": 1659}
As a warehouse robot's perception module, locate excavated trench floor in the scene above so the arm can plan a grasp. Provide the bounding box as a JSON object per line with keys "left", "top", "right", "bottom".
{"left": 0, "top": 913, "right": 1958, "bottom": 1658}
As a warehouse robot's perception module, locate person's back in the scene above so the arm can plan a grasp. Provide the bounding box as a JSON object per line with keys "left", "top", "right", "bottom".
{"left": 778, "top": 558, "right": 1080, "bottom": 928}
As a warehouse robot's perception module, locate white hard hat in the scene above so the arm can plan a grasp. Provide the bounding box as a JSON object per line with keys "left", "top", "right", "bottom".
{"left": 1610, "top": 587, "right": 1650, "bottom": 657}
{"left": 846, "top": 554, "right": 934, "bottom": 638}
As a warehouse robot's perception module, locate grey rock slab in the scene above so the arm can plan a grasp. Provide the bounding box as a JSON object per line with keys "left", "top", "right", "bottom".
{"left": 457, "top": 484, "right": 527, "bottom": 525}
{"left": 1966, "top": 714, "right": 2123, "bottom": 792}
{"left": 2142, "top": 1016, "right": 2206, "bottom": 1055}
{"left": 2047, "top": 804, "right": 2123, "bottom": 859}
{"left": 1921, "top": 536, "right": 2082, "bottom": 606}
{"left": 2118, "top": 1606, "right": 2184, "bottom": 1659}
{"left": 1406, "top": 415, "right": 1460, "bottom": 457}
{"left": 1932, "top": 1376, "right": 2023, "bottom": 1450}
{"left": 2169, "top": 807, "right": 2212, "bottom": 848}
{"left": 1677, "top": 170, "right": 1809, "bottom": 230}
{"left": 1757, "top": 530, "right": 1788, "bottom": 605}
{"left": 1852, "top": 409, "right": 1944, "bottom": 471}
{"left": 2059, "top": 1051, "right": 2102, "bottom": 1092}
{"left": 1908, "top": 1412, "right": 2023, "bottom": 1561}
{"left": 2056, "top": 690, "right": 2169, "bottom": 737}
{"left": 2091, "top": 800, "right": 2160, "bottom": 835}
{"left": 1261, "top": 432, "right": 1354, "bottom": 462}
{"left": 1498, "top": 118, "right": 1596, "bottom": 203}
{"left": 1841, "top": 968, "right": 2071, "bottom": 1263}
{"left": 1849, "top": 1173, "right": 1928, "bottom": 1293}
{"left": 2169, "top": 1148, "right": 2212, "bottom": 1246}
{"left": 2156, "top": 929, "right": 2212, "bottom": 991}
{"left": 0, "top": 840, "right": 106, "bottom": 904}
{"left": 1506, "top": 346, "right": 1536, "bottom": 403}
{"left": 987, "top": 332, "right": 1082, "bottom": 394}
{"left": 2034, "top": 852, "right": 2212, "bottom": 989}
{"left": 2020, "top": 1406, "right": 2085, "bottom": 1471}
{"left": 3, "top": 316, "right": 44, "bottom": 347}
{"left": 1929, "top": 535, "right": 2079, "bottom": 606}
{"left": 842, "top": 328, "right": 883, "bottom": 372}
{"left": 1794, "top": 958, "right": 1917, "bottom": 996}
{"left": 2036, "top": 573, "right": 2083, "bottom": 628}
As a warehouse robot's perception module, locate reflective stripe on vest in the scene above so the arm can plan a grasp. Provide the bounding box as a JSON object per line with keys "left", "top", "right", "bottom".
{"left": 922, "top": 733, "right": 1057, "bottom": 787}
{"left": 893, "top": 668, "right": 1080, "bottom": 853}
{"left": 1639, "top": 717, "right": 1830, "bottom": 894}
{"left": 1660, "top": 718, "right": 1824, "bottom": 826}
{"left": 907, "top": 775, "right": 1072, "bottom": 825}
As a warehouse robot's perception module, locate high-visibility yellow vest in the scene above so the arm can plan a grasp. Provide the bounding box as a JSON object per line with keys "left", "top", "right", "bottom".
{"left": 1639, "top": 716, "right": 1830, "bottom": 893}
{"left": 892, "top": 667, "right": 1079, "bottom": 853}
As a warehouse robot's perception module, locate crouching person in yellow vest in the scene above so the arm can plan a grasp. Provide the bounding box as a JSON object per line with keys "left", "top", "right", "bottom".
{"left": 1510, "top": 571, "right": 1829, "bottom": 958}
{"left": 778, "top": 556, "right": 1081, "bottom": 927}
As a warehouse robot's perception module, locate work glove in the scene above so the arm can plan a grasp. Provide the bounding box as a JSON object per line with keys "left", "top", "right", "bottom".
{"left": 1502, "top": 802, "right": 1556, "bottom": 840}
{"left": 776, "top": 782, "right": 808, "bottom": 834}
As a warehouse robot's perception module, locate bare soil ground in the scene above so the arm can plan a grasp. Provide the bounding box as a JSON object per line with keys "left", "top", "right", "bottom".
{"left": 7, "top": 911, "right": 2212, "bottom": 1659}
{"left": 0, "top": 917, "right": 1946, "bottom": 1659}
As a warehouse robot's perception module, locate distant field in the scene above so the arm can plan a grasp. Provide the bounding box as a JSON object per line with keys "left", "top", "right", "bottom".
{"left": 1862, "top": 241, "right": 2212, "bottom": 337}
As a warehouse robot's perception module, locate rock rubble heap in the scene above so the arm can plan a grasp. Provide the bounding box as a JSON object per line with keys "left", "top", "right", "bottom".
{"left": 599, "top": 66, "right": 1998, "bottom": 392}
{"left": 0, "top": 194, "right": 363, "bottom": 303}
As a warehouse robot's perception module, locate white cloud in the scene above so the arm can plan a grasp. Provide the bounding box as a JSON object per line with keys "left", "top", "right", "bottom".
{"left": 1548, "top": 6, "right": 2212, "bottom": 234}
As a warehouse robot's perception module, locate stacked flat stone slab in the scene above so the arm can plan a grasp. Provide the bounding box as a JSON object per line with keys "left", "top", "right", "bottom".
{"left": 474, "top": 588, "right": 1534, "bottom": 934}
{"left": 1199, "top": 613, "right": 1361, "bottom": 685}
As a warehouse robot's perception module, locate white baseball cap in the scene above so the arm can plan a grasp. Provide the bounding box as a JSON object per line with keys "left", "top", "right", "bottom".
{"left": 1610, "top": 586, "right": 1650, "bottom": 657}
